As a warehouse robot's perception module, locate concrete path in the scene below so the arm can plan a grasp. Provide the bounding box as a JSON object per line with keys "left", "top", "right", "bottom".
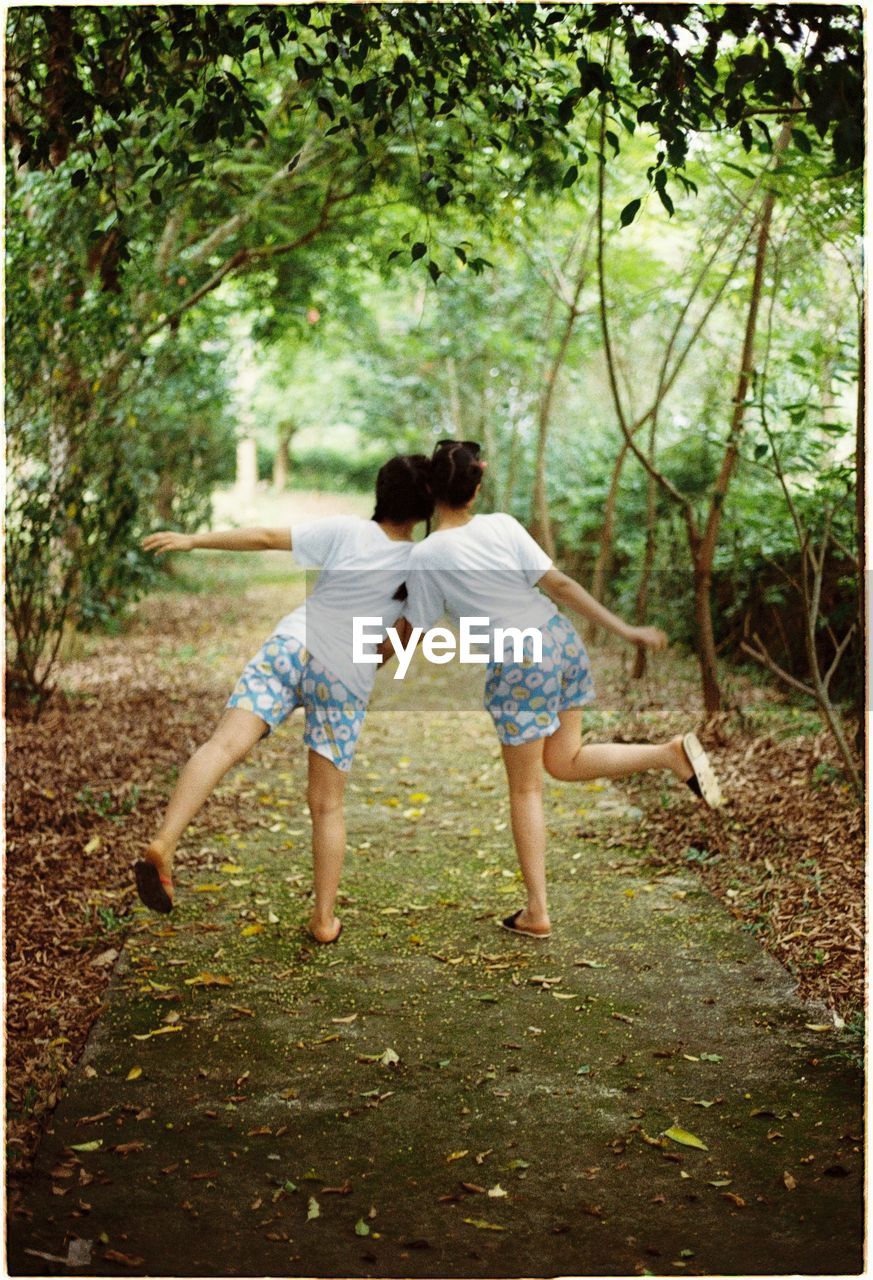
{"left": 9, "top": 661, "right": 864, "bottom": 1277}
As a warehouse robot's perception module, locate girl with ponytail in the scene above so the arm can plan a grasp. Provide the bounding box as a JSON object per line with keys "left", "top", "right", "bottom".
{"left": 404, "top": 441, "right": 722, "bottom": 939}
{"left": 134, "top": 455, "right": 433, "bottom": 943}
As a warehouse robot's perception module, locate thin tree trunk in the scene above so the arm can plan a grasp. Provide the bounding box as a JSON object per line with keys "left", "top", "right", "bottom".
{"left": 632, "top": 412, "right": 659, "bottom": 678}
{"left": 273, "top": 419, "right": 295, "bottom": 490}
{"left": 531, "top": 267, "right": 587, "bottom": 558}
{"left": 586, "top": 440, "right": 630, "bottom": 642}
{"left": 445, "top": 356, "right": 462, "bottom": 439}
{"left": 694, "top": 117, "right": 793, "bottom": 713}
{"left": 503, "top": 395, "right": 522, "bottom": 511}
{"left": 855, "top": 299, "right": 865, "bottom": 754}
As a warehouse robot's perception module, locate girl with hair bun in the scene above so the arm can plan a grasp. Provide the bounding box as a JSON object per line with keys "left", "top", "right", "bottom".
{"left": 135, "top": 454, "right": 433, "bottom": 943}
{"left": 404, "top": 440, "right": 722, "bottom": 939}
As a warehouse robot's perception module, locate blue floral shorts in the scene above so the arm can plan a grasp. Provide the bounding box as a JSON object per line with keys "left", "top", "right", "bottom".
{"left": 227, "top": 633, "right": 367, "bottom": 772}
{"left": 483, "top": 613, "right": 595, "bottom": 746}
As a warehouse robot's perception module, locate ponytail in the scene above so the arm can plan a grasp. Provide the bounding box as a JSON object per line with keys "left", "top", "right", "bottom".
{"left": 372, "top": 454, "right": 434, "bottom": 525}
{"left": 429, "top": 441, "right": 485, "bottom": 509}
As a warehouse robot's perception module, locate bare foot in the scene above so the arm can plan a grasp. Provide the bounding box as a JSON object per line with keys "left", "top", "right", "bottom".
{"left": 308, "top": 914, "right": 342, "bottom": 944}
{"left": 667, "top": 734, "right": 694, "bottom": 782}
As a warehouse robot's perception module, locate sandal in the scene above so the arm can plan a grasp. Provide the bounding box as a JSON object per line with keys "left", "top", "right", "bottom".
{"left": 682, "top": 733, "right": 724, "bottom": 808}
{"left": 500, "top": 910, "right": 551, "bottom": 939}
{"left": 134, "top": 860, "right": 174, "bottom": 914}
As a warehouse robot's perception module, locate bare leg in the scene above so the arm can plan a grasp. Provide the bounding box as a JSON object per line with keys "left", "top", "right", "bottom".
{"left": 501, "top": 737, "right": 550, "bottom": 933}
{"left": 543, "top": 708, "right": 692, "bottom": 783}
{"left": 144, "top": 708, "right": 268, "bottom": 896}
{"left": 307, "top": 750, "right": 348, "bottom": 943}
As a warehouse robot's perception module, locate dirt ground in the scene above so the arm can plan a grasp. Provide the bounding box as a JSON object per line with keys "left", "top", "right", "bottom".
{"left": 6, "top": 537, "right": 864, "bottom": 1277}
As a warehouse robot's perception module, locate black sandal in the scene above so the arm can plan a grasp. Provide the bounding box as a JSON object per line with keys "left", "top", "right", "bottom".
{"left": 134, "top": 860, "right": 174, "bottom": 914}
{"left": 500, "top": 910, "right": 551, "bottom": 939}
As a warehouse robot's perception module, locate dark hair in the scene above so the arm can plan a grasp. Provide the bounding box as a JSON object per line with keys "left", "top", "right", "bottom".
{"left": 372, "top": 454, "right": 434, "bottom": 525}
{"left": 429, "top": 441, "right": 485, "bottom": 508}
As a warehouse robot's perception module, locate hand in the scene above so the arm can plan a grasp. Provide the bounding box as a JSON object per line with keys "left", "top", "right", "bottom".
{"left": 141, "top": 531, "right": 194, "bottom": 554}
{"left": 630, "top": 625, "right": 668, "bottom": 651}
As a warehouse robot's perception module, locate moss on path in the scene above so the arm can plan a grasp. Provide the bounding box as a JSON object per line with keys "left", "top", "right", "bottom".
{"left": 9, "top": 653, "right": 863, "bottom": 1277}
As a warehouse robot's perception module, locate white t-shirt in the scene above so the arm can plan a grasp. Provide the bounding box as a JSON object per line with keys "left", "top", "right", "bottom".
{"left": 404, "top": 513, "right": 557, "bottom": 636}
{"left": 275, "top": 515, "right": 412, "bottom": 701}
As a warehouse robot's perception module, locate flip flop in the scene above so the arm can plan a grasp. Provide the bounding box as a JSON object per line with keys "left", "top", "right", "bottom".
{"left": 309, "top": 922, "right": 343, "bottom": 946}
{"left": 134, "top": 860, "right": 174, "bottom": 914}
{"left": 682, "top": 732, "right": 724, "bottom": 808}
{"left": 500, "top": 910, "right": 551, "bottom": 939}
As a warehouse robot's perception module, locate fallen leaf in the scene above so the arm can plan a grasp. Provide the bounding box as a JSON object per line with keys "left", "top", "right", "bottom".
{"left": 663, "top": 1126, "right": 708, "bottom": 1151}
{"left": 111, "top": 1141, "right": 146, "bottom": 1156}
{"left": 447, "top": 1149, "right": 470, "bottom": 1163}
{"left": 68, "top": 1141, "right": 103, "bottom": 1153}
{"left": 487, "top": 1184, "right": 508, "bottom": 1198}
{"left": 307, "top": 1196, "right": 320, "bottom": 1220}
{"left": 184, "top": 973, "right": 233, "bottom": 987}
{"left": 354, "top": 1218, "right": 370, "bottom": 1236}
{"left": 240, "top": 923, "right": 264, "bottom": 937}
{"left": 331, "top": 1014, "right": 358, "bottom": 1024}
{"left": 219, "top": 863, "right": 245, "bottom": 874}
{"left": 612, "top": 1012, "right": 634, "bottom": 1024}
{"left": 379, "top": 1047, "right": 399, "bottom": 1067}
{"left": 804, "top": 1024, "right": 832, "bottom": 1033}
{"left": 131, "top": 1026, "right": 183, "bottom": 1040}
{"left": 722, "top": 1191, "right": 747, "bottom": 1208}
{"left": 463, "top": 1217, "right": 506, "bottom": 1232}
{"left": 783, "top": 1171, "right": 797, "bottom": 1190}
{"left": 126, "top": 1067, "right": 142, "bottom": 1081}
{"left": 103, "top": 1250, "right": 145, "bottom": 1267}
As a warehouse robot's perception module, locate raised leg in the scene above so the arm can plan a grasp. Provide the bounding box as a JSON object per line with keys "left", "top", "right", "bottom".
{"left": 144, "top": 707, "right": 269, "bottom": 898}
{"left": 542, "top": 708, "right": 691, "bottom": 783}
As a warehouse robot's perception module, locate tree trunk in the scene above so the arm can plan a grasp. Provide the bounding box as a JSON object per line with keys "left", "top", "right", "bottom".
{"left": 632, "top": 414, "right": 659, "bottom": 678}
{"left": 692, "top": 116, "right": 794, "bottom": 714}
{"left": 531, "top": 299, "right": 581, "bottom": 559}
{"left": 445, "top": 356, "right": 462, "bottom": 439}
{"left": 273, "top": 419, "right": 295, "bottom": 491}
{"left": 693, "top": 553, "right": 723, "bottom": 715}
{"left": 503, "top": 393, "right": 522, "bottom": 511}
{"left": 155, "top": 471, "right": 175, "bottom": 521}
{"left": 855, "top": 300, "right": 865, "bottom": 754}
{"left": 586, "top": 439, "right": 630, "bottom": 642}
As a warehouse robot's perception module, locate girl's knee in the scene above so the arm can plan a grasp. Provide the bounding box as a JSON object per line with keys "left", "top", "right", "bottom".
{"left": 542, "top": 745, "right": 570, "bottom": 780}
{"left": 307, "top": 790, "right": 345, "bottom": 820}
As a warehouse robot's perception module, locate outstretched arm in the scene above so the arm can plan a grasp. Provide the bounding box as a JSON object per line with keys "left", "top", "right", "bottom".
{"left": 142, "top": 528, "right": 292, "bottom": 554}
{"left": 537, "top": 569, "right": 667, "bottom": 650}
